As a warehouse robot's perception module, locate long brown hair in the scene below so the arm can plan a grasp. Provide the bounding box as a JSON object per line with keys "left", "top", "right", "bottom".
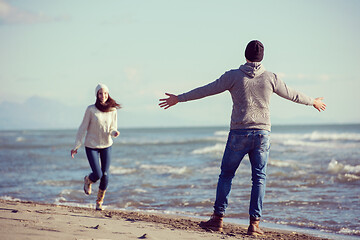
{"left": 95, "top": 95, "right": 121, "bottom": 112}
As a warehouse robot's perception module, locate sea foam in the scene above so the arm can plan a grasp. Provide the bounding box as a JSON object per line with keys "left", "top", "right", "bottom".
{"left": 328, "top": 159, "right": 360, "bottom": 174}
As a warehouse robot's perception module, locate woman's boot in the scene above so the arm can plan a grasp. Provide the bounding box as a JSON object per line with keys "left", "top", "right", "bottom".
{"left": 247, "top": 216, "right": 264, "bottom": 235}
{"left": 199, "top": 212, "right": 224, "bottom": 232}
{"left": 83, "top": 175, "right": 93, "bottom": 195}
{"left": 96, "top": 189, "right": 106, "bottom": 211}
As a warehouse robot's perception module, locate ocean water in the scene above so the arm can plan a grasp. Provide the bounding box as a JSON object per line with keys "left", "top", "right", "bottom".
{"left": 0, "top": 124, "right": 359, "bottom": 239}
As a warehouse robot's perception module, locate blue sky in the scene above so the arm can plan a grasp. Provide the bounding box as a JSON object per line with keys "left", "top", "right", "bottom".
{"left": 0, "top": 0, "right": 359, "bottom": 129}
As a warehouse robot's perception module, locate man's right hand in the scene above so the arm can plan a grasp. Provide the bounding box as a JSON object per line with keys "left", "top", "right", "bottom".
{"left": 159, "top": 93, "right": 179, "bottom": 109}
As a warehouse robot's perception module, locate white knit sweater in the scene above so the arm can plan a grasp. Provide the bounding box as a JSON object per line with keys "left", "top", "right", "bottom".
{"left": 74, "top": 105, "right": 118, "bottom": 150}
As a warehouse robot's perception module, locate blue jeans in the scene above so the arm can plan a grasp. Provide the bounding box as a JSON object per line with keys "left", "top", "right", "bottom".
{"left": 85, "top": 146, "right": 112, "bottom": 191}
{"left": 214, "top": 129, "right": 270, "bottom": 218}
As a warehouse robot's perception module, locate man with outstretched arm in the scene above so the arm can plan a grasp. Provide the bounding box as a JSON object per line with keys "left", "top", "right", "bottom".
{"left": 159, "top": 40, "right": 326, "bottom": 235}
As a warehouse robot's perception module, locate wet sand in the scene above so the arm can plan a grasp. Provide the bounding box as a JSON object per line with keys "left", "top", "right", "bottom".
{"left": 0, "top": 199, "right": 329, "bottom": 240}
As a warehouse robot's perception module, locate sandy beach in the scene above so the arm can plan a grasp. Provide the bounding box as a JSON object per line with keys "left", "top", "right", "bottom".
{"left": 0, "top": 199, "right": 331, "bottom": 240}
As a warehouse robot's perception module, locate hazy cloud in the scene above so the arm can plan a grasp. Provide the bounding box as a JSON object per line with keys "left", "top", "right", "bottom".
{"left": 0, "top": 0, "right": 69, "bottom": 24}
{"left": 100, "top": 14, "right": 136, "bottom": 25}
{"left": 276, "top": 72, "right": 332, "bottom": 83}
{"left": 124, "top": 67, "right": 141, "bottom": 83}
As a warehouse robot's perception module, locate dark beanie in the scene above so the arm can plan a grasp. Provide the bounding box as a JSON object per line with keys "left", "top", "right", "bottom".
{"left": 245, "top": 40, "right": 264, "bottom": 62}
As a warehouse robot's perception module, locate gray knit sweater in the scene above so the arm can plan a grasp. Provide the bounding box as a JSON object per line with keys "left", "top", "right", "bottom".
{"left": 177, "top": 62, "right": 314, "bottom": 131}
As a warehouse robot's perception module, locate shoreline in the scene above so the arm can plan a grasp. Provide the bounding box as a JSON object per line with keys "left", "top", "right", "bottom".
{"left": 0, "top": 199, "right": 336, "bottom": 240}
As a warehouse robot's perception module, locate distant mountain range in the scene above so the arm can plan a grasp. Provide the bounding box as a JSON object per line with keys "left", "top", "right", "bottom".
{"left": 0, "top": 96, "right": 84, "bottom": 130}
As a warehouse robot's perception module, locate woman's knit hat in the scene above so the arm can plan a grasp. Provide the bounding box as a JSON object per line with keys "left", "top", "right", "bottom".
{"left": 95, "top": 83, "right": 109, "bottom": 96}
{"left": 245, "top": 40, "right": 264, "bottom": 62}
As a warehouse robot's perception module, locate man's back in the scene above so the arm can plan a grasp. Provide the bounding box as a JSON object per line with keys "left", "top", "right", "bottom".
{"left": 178, "top": 62, "right": 314, "bottom": 131}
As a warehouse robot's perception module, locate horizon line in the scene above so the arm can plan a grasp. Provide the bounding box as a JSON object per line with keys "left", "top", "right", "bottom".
{"left": 1, "top": 122, "right": 359, "bottom": 132}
